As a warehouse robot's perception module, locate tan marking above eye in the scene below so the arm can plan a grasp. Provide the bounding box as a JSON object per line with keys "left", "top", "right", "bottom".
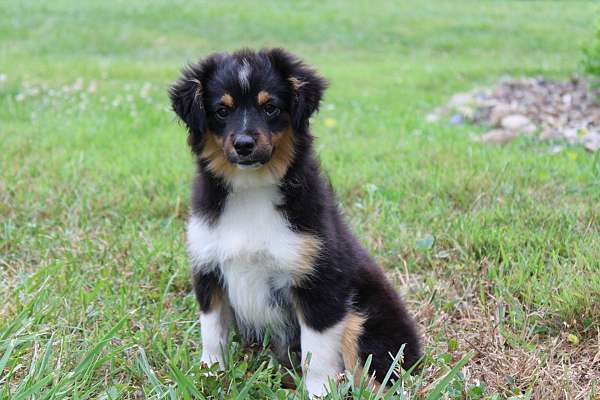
{"left": 257, "top": 90, "right": 270, "bottom": 105}
{"left": 221, "top": 93, "right": 234, "bottom": 107}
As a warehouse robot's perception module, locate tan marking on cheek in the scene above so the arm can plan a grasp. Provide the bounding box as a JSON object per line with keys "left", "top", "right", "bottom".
{"left": 257, "top": 90, "right": 270, "bottom": 105}
{"left": 255, "top": 129, "right": 271, "bottom": 149}
{"left": 262, "top": 127, "right": 295, "bottom": 180}
{"left": 288, "top": 77, "right": 307, "bottom": 91}
{"left": 200, "top": 132, "right": 237, "bottom": 179}
{"left": 221, "top": 93, "right": 234, "bottom": 107}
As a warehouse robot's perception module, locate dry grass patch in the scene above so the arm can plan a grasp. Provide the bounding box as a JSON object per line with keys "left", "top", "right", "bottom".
{"left": 392, "top": 268, "right": 600, "bottom": 399}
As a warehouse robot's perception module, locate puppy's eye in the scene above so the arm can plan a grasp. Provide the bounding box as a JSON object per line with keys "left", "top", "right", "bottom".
{"left": 215, "top": 107, "right": 229, "bottom": 119}
{"left": 264, "top": 103, "right": 280, "bottom": 118}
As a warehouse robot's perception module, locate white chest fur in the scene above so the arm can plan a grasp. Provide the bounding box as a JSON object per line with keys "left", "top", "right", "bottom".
{"left": 187, "top": 185, "right": 313, "bottom": 334}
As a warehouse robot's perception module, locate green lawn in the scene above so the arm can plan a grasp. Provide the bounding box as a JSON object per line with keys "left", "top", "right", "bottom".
{"left": 2, "top": 1, "right": 600, "bottom": 398}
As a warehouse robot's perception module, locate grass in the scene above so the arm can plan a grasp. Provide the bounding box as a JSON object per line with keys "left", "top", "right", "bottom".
{"left": 1, "top": 0, "right": 600, "bottom": 398}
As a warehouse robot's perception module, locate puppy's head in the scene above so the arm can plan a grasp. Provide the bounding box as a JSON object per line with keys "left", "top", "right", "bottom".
{"left": 170, "top": 48, "right": 327, "bottom": 181}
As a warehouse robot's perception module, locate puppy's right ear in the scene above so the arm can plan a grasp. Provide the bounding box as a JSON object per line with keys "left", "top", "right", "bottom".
{"left": 169, "top": 55, "right": 220, "bottom": 152}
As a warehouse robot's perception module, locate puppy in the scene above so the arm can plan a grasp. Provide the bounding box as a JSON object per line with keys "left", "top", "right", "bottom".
{"left": 169, "top": 48, "right": 421, "bottom": 397}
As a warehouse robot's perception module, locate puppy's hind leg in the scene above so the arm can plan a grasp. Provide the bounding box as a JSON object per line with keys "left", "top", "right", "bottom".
{"left": 299, "top": 319, "right": 345, "bottom": 398}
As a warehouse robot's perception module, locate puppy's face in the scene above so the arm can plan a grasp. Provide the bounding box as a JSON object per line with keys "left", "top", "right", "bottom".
{"left": 204, "top": 61, "right": 291, "bottom": 168}
{"left": 170, "top": 49, "right": 326, "bottom": 181}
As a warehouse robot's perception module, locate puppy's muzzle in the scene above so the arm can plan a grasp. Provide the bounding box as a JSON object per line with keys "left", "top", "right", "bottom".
{"left": 233, "top": 133, "right": 256, "bottom": 158}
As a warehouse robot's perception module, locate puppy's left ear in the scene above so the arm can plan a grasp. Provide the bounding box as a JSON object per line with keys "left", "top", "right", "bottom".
{"left": 264, "top": 48, "right": 328, "bottom": 131}
{"left": 169, "top": 54, "right": 221, "bottom": 152}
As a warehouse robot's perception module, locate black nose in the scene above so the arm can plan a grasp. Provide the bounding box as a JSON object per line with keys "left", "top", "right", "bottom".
{"left": 233, "top": 134, "right": 256, "bottom": 157}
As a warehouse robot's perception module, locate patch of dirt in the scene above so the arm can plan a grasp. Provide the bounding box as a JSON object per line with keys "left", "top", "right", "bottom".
{"left": 428, "top": 77, "right": 600, "bottom": 152}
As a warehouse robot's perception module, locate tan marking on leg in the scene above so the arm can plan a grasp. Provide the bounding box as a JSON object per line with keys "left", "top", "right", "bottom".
{"left": 201, "top": 280, "right": 233, "bottom": 326}
{"left": 216, "top": 293, "right": 233, "bottom": 329}
{"left": 199, "top": 288, "right": 233, "bottom": 369}
{"left": 221, "top": 93, "right": 234, "bottom": 107}
{"left": 342, "top": 313, "right": 385, "bottom": 391}
{"left": 342, "top": 312, "right": 366, "bottom": 372}
{"left": 257, "top": 90, "right": 270, "bottom": 105}
{"left": 291, "top": 234, "right": 321, "bottom": 284}
{"left": 208, "top": 285, "right": 224, "bottom": 311}
{"left": 288, "top": 77, "right": 307, "bottom": 91}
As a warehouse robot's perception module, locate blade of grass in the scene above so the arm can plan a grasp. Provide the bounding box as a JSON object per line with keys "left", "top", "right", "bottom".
{"left": 372, "top": 344, "right": 405, "bottom": 400}
{"left": 235, "top": 362, "right": 265, "bottom": 400}
{"left": 168, "top": 362, "right": 206, "bottom": 399}
{"left": 137, "top": 347, "right": 167, "bottom": 396}
{"left": 72, "top": 317, "right": 126, "bottom": 376}
{"left": 425, "top": 351, "right": 474, "bottom": 400}
{"left": 12, "top": 374, "right": 53, "bottom": 400}
{"left": 0, "top": 339, "right": 16, "bottom": 379}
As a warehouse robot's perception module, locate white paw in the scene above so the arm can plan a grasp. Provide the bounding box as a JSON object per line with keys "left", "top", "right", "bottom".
{"left": 200, "top": 352, "right": 224, "bottom": 371}
{"left": 305, "top": 377, "right": 330, "bottom": 398}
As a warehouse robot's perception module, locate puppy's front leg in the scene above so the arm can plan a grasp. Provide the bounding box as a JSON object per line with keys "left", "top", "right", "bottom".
{"left": 299, "top": 318, "right": 345, "bottom": 397}
{"left": 193, "top": 268, "right": 232, "bottom": 370}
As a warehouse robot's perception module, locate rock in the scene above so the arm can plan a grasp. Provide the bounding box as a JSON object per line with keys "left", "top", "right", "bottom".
{"left": 457, "top": 105, "right": 475, "bottom": 119}
{"left": 583, "top": 131, "right": 600, "bottom": 152}
{"left": 523, "top": 123, "right": 537, "bottom": 134}
{"left": 448, "top": 92, "right": 473, "bottom": 107}
{"left": 431, "top": 76, "right": 600, "bottom": 154}
{"left": 489, "top": 104, "right": 514, "bottom": 126}
{"left": 539, "top": 128, "right": 562, "bottom": 140}
{"left": 561, "top": 128, "right": 579, "bottom": 144}
{"left": 500, "top": 114, "right": 533, "bottom": 131}
{"left": 481, "top": 129, "right": 519, "bottom": 144}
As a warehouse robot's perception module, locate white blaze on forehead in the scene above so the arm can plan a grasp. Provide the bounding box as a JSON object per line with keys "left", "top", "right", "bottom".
{"left": 241, "top": 109, "right": 248, "bottom": 131}
{"left": 238, "top": 59, "right": 252, "bottom": 93}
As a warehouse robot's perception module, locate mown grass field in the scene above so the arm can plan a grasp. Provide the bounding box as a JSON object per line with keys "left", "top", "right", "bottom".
{"left": 1, "top": 1, "right": 600, "bottom": 398}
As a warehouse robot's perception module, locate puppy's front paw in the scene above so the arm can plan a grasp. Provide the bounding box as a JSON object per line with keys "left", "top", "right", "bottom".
{"left": 305, "top": 377, "right": 329, "bottom": 398}
{"left": 200, "top": 352, "right": 224, "bottom": 372}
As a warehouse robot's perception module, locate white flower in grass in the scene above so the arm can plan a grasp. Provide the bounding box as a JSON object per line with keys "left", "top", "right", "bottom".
{"left": 140, "top": 82, "right": 152, "bottom": 99}
{"left": 73, "top": 78, "right": 84, "bottom": 91}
